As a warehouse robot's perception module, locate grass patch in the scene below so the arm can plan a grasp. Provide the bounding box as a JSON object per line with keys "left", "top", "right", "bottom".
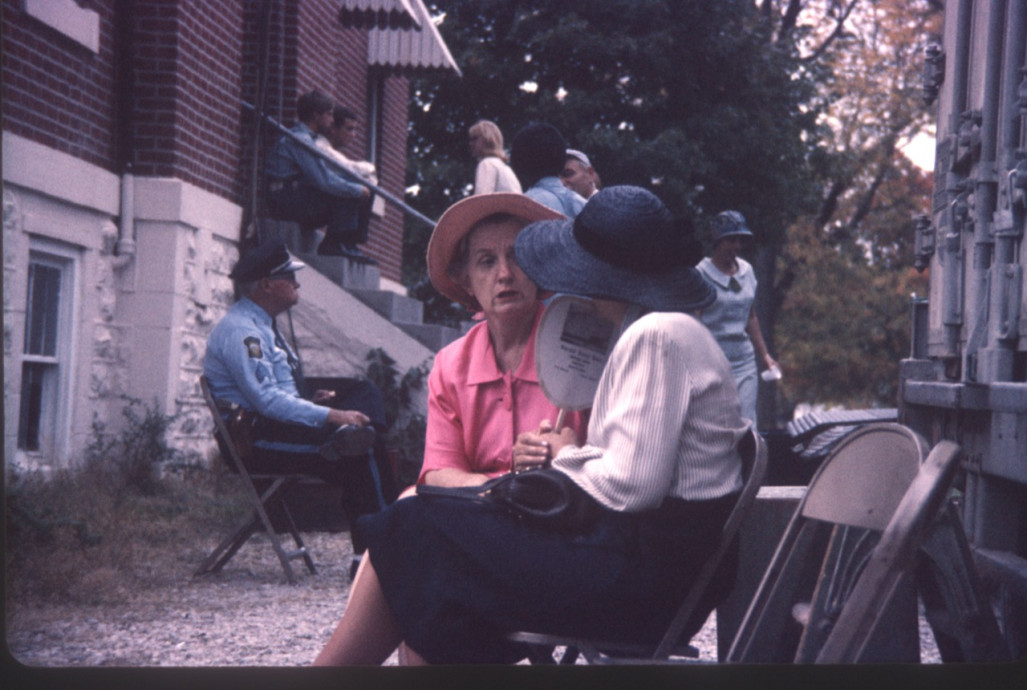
{"left": 5, "top": 395, "right": 254, "bottom": 607}
{"left": 5, "top": 463, "right": 251, "bottom": 607}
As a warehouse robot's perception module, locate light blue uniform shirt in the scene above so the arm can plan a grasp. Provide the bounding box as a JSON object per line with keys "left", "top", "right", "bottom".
{"left": 525, "top": 176, "right": 587, "bottom": 218}
{"left": 203, "top": 297, "right": 329, "bottom": 428}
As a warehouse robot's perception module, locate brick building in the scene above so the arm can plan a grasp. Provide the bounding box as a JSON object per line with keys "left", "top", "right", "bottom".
{"left": 2, "top": 0, "right": 459, "bottom": 474}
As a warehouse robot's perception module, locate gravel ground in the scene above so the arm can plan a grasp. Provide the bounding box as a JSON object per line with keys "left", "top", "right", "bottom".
{"left": 5, "top": 530, "right": 940, "bottom": 668}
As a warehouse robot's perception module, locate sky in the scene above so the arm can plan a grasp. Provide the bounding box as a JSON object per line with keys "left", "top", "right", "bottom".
{"left": 901, "top": 131, "right": 935, "bottom": 172}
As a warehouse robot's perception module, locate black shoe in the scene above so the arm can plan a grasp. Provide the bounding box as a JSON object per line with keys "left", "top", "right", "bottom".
{"left": 316, "top": 240, "right": 346, "bottom": 256}
{"left": 319, "top": 424, "right": 376, "bottom": 461}
{"left": 341, "top": 244, "right": 378, "bottom": 265}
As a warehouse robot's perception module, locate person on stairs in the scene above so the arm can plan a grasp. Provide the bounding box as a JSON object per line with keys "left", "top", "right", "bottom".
{"left": 266, "top": 90, "right": 376, "bottom": 264}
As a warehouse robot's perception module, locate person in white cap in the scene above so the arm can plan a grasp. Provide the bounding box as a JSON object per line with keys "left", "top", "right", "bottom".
{"left": 560, "top": 148, "right": 600, "bottom": 199}
{"left": 510, "top": 122, "right": 587, "bottom": 217}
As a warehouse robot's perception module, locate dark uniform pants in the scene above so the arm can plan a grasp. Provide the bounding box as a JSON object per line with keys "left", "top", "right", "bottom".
{"left": 244, "top": 379, "right": 394, "bottom": 553}
{"left": 268, "top": 182, "right": 372, "bottom": 248}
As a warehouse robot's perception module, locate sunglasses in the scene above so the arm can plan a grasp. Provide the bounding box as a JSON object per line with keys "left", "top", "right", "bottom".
{"left": 268, "top": 272, "right": 298, "bottom": 285}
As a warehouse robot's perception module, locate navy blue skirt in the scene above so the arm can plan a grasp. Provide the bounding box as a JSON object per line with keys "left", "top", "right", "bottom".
{"left": 355, "top": 489, "right": 738, "bottom": 664}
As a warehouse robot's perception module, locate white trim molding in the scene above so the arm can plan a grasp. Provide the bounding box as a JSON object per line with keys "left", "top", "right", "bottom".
{"left": 23, "top": 0, "right": 101, "bottom": 54}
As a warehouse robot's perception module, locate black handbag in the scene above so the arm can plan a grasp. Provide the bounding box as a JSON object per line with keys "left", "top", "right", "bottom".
{"left": 416, "top": 468, "right": 600, "bottom": 532}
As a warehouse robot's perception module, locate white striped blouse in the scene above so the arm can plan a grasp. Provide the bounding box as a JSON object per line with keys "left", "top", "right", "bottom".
{"left": 553, "top": 312, "right": 747, "bottom": 511}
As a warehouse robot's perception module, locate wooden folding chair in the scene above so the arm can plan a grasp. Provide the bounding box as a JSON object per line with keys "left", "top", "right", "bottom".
{"left": 725, "top": 423, "right": 974, "bottom": 663}
{"left": 508, "top": 425, "right": 768, "bottom": 664}
{"left": 194, "top": 375, "right": 317, "bottom": 584}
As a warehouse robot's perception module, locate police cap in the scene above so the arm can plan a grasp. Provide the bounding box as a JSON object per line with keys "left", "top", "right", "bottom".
{"left": 228, "top": 238, "right": 306, "bottom": 282}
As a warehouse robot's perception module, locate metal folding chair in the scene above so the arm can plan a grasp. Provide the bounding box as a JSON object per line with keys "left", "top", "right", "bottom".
{"left": 194, "top": 375, "right": 317, "bottom": 584}
{"left": 725, "top": 422, "right": 978, "bottom": 663}
{"left": 508, "top": 426, "right": 768, "bottom": 664}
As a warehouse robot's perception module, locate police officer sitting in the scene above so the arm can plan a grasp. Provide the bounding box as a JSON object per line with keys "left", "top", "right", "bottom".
{"left": 204, "top": 238, "right": 389, "bottom": 556}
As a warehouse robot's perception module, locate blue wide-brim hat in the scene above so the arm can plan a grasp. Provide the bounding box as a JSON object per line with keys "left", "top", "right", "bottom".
{"left": 514, "top": 186, "right": 716, "bottom": 313}
{"left": 711, "top": 210, "right": 754, "bottom": 243}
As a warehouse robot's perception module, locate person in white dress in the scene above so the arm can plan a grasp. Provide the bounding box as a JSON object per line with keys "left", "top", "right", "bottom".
{"left": 468, "top": 120, "right": 521, "bottom": 195}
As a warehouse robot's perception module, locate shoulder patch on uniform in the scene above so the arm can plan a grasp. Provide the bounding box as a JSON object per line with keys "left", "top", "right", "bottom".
{"left": 244, "top": 336, "right": 262, "bottom": 359}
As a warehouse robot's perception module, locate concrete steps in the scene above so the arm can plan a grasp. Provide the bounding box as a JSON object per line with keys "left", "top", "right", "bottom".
{"left": 263, "top": 219, "right": 462, "bottom": 352}
{"left": 349, "top": 287, "right": 423, "bottom": 324}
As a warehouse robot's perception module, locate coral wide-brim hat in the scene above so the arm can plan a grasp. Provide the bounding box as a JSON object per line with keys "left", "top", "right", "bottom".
{"left": 426, "top": 193, "right": 564, "bottom": 310}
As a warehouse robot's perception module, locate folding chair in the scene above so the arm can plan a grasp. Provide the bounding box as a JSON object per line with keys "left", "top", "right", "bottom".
{"left": 725, "top": 423, "right": 971, "bottom": 663}
{"left": 508, "top": 425, "right": 768, "bottom": 664}
{"left": 914, "top": 502, "right": 1008, "bottom": 662}
{"left": 194, "top": 375, "right": 317, "bottom": 584}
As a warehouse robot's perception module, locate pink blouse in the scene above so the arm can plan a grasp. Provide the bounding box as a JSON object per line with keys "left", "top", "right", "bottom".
{"left": 419, "top": 305, "right": 587, "bottom": 481}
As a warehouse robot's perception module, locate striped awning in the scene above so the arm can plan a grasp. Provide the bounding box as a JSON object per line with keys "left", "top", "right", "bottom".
{"left": 338, "top": 0, "right": 421, "bottom": 30}
{"left": 366, "top": 0, "right": 461, "bottom": 76}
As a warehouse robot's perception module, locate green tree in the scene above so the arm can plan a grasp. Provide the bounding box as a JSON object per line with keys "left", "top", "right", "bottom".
{"left": 404, "top": 0, "right": 823, "bottom": 326}
{"left": 403, "top": 0, "right": 940, "bottom": 421}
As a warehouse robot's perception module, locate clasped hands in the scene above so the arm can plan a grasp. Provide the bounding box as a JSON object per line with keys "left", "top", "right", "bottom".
{"left": 511, "top": 420, "right": 578, "bottom": 473}
{"left": 314, "top": 390, "right": 371, "bottom": 428}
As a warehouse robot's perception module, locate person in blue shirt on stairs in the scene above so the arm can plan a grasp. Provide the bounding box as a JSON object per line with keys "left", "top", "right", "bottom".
{"left": 266, "top": 90, "right": 376, "bottom": 264}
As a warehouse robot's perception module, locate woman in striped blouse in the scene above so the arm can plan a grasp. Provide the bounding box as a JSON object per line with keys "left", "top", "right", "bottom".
{"left": 314, "top": 186, "right": 748, "bottom": 666}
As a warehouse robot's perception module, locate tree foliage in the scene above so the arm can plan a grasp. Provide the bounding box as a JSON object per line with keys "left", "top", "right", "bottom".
{"left": 777, "top": 164, "right": 931, "bottom": 408}
{"left": 403, "top": 0, "right": 941, "bottom": 417}
{"left": 404, "top": 0, "right": 823, "bottom": 309}
{"left": 773, "top": 0, "right": 941, "bottom": 412}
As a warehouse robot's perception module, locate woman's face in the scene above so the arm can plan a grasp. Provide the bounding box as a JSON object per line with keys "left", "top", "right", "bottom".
{"left": 590, "top": 298, "right": 629, "bottom": 327}
{"left": 461, "top": 219, "right": 538, "bottom": 319}
{"left": 713, "top": 235, "right": 746, "bottom": 262}
{"left": 560, "top": 159, "right": 595, "bottom": 198}
{"left": 469, "top": 131, "right": 486, "bottom": 160}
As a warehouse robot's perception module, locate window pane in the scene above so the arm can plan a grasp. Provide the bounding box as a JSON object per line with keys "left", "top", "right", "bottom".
{"left": 18, "top": 362, "right": 55, "bottom": 451}
{"left": 24, "top": 262, "right": 62, "bottom": 357}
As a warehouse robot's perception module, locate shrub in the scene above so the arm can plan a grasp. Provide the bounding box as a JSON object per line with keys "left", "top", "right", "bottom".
{"left": 5, "top": 465, "right": 250, "bottom": 605}
{"left": 85, "top": 397, "right": 186, "bottom": 496}
{"left": 363, "top": 348, "right": 430, "bottom": 487}
{"left": 5, "top": 398, "right": 249, "bottom": 605}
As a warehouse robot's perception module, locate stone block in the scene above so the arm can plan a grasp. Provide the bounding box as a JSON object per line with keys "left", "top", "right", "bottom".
{"left": 398, "top": 323, "right": 462, "bottom": 352}
{"left": 300, "top": 253, "right": 381, "bottom": 291}
{"left": 349, "top": 288, "right": 423, "bottom": 324}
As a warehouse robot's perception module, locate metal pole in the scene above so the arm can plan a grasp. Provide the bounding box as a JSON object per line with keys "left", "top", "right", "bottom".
{"left": 242, "top": 101, "right": 437, "bottom": 229}
{"left": 939, "top": 0, "right": 976, "bottom": 358}
{"left": 964, "top": 0, "right": 1008, "bottom": 381}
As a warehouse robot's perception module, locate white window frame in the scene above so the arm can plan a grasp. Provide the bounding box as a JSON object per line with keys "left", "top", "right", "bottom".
{"left": 367, "top": 74, "right": 385, "bottom": 171}
{"left": 367, "top": 74, "right": 387, "bottom": 217}
{"left": 24, "top": 0, "right": 101, "bottom": 54}
{"left": 16, "top": 239, "right": 79, "bottom": 467}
